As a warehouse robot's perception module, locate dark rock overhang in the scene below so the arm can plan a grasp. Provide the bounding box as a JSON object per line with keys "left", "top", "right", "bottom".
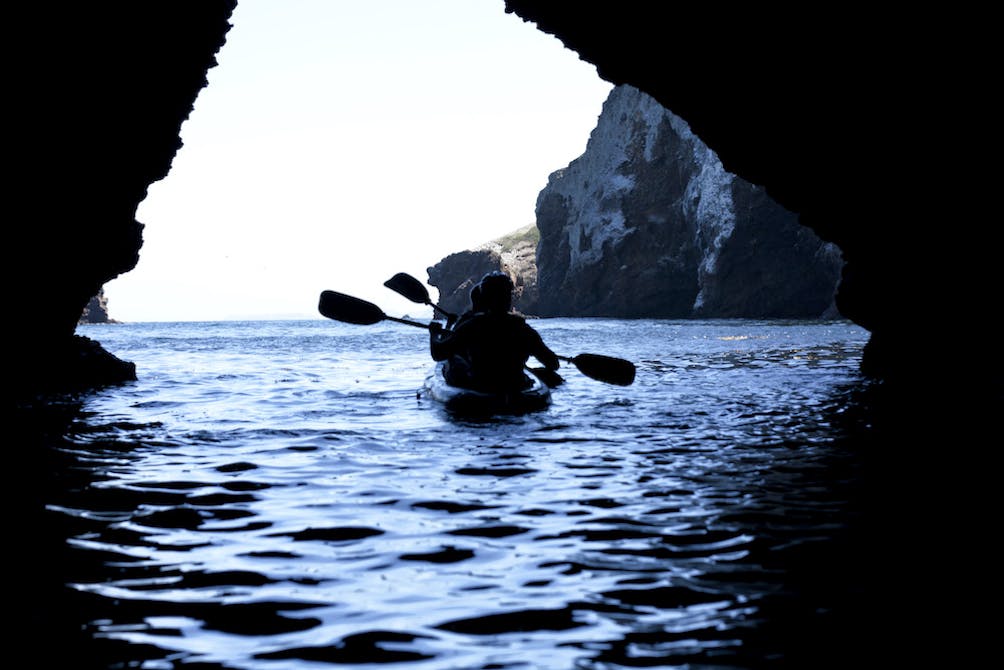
{"left": 10, "top": 2, "right": 238, "bottom": 396}
{"left": 9, "top": 1, "right": 1000, "bottom": 397}
{"left": 503, "top": 2, "right": 1001, "bottom": 393}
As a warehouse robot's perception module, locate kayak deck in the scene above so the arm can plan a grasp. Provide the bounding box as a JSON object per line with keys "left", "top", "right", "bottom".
{"left": 423, "top": 362, "right": 551, "bottom": 415}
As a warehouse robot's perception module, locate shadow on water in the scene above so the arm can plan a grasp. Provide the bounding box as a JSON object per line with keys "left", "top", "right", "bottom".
{"left": 14, "top": 396, "right": 112, "bottom": 667}
{"left": 14, "top": 372, "right": 1000, "bottom": 670}
{"left": 802, "top": 377, "right": 1001, "bottom": 669}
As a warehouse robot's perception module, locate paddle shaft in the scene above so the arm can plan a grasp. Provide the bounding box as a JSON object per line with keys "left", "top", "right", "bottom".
{"left": 385, "top": 314, "right": 430, "bottom": 329}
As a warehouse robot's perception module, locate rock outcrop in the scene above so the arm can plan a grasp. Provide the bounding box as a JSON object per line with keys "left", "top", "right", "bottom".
{"left": 534, "top": 85, "right": 841, "bottom": 318}
{"left": 427, "top": 224, "right": 541, "bottom": 315}
{"left": 78, "top": 289, "right": 112, "bottom": 324}
{"left": 430, "top": 87, "right": 841, "bottom": 320}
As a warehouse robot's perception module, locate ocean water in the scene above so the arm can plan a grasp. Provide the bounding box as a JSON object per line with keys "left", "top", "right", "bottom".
{"left": 27, "top": 318, "right": 880, "bottom": 669}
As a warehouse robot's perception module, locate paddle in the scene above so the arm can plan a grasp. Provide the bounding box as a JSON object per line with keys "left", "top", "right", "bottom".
{"left": 384, "top": 272, "right": 451, "bottom": 319}
{"left": 383, "top": 272, "right": 564, "bottom": 387}
{"left": 559, "top": 353, "right": 635, "bottom": 387}
{"left": 318, "top": 290, "right": 428, "bottom": 328}
{"left": 321, "top": 286, "right": 636, "bottom": 387}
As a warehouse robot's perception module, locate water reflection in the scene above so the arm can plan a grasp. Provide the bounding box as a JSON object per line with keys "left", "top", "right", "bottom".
{"left": 19, "top": 319, "right": 903, "bottom": 668}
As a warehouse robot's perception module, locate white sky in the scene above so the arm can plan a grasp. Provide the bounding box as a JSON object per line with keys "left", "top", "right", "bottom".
{"left": 103, "top": 0, "right": 612, "bottom": 322}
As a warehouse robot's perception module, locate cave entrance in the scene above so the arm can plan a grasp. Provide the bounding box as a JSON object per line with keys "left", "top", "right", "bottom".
{"left": 103, "top": 0, "right": 611, "bottom": 323}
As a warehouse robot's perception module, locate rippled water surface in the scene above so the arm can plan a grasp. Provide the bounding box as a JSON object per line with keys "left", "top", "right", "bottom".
{"left": 36, "top": 318, "right": 874, "bottom": 668}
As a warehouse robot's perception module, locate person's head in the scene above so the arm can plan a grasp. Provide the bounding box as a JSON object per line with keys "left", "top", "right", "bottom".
{"left": 477, "top": 271, "right": 514, "bottom": 313}
{"left": 468, "top": 282, "right": 483, "bottom": 311}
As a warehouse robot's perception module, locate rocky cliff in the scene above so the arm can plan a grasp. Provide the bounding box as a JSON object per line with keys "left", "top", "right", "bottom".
{"left": 427, "top": 224, "right": 540, "bottom": 315}
{"left": 534, "top": 85, "right": 842, "bottom": 318}
{"left": 431, "top": 86, "right": 842, "bottom": 320}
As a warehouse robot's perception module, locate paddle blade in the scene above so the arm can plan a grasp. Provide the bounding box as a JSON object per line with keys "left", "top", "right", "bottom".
{"left": 571, "top": 353, "right": 636, "bottom": 386}
{"left": 318, "top": 290, "right": 386, "bottom": 325}
{"left": 384, "top": 272, "right": 431, "bottom": 305}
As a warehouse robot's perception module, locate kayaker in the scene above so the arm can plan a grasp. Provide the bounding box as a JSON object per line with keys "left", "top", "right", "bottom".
{"left": 444, "top": 282, "right": 482, "bottom": 330}
{"left": 429, "top": 271, "right": 560, "bottom": 392}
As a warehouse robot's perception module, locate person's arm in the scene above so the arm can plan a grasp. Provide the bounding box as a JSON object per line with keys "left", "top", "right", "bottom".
{"left": 526, "top": 325, "right": 560, "bottom": 370}
{"left": 429, "top": 322, "right": 453, "bottom": 361}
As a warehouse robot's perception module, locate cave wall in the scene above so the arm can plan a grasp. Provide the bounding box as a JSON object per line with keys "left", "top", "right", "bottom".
{"left": 10, "top": 2, "right": 237, "bottom": 392}
{"left": 503, "top": 2, "right": 1000, "bottom": 389}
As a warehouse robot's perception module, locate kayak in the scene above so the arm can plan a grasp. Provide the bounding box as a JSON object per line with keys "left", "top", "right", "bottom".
{"left": 423, "top": 362, "right": 551, "bottom": 415}
{"left": 422, "top": 362, "right": 551, "bottom": 415}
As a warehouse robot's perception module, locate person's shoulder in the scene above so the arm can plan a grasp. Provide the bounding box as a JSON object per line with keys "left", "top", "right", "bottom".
{"left": 504, "top": 313, "right": 538, "bottom": 334}
{"left": 452, "top": 311, "right": 490, "bottom": 330}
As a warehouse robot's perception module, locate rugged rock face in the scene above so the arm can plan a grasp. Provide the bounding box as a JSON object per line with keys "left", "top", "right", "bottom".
{"left": 427, "top": 224, "right": 540, "bottom": 315}
{"left": 431, "top": 87, "right": 841, "bottom": 320}
{"left": 11, "top": 2, "right": 236, "bottom": 394}
{"left": 534, "top": 86, "right": 841, "bottom": 318}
